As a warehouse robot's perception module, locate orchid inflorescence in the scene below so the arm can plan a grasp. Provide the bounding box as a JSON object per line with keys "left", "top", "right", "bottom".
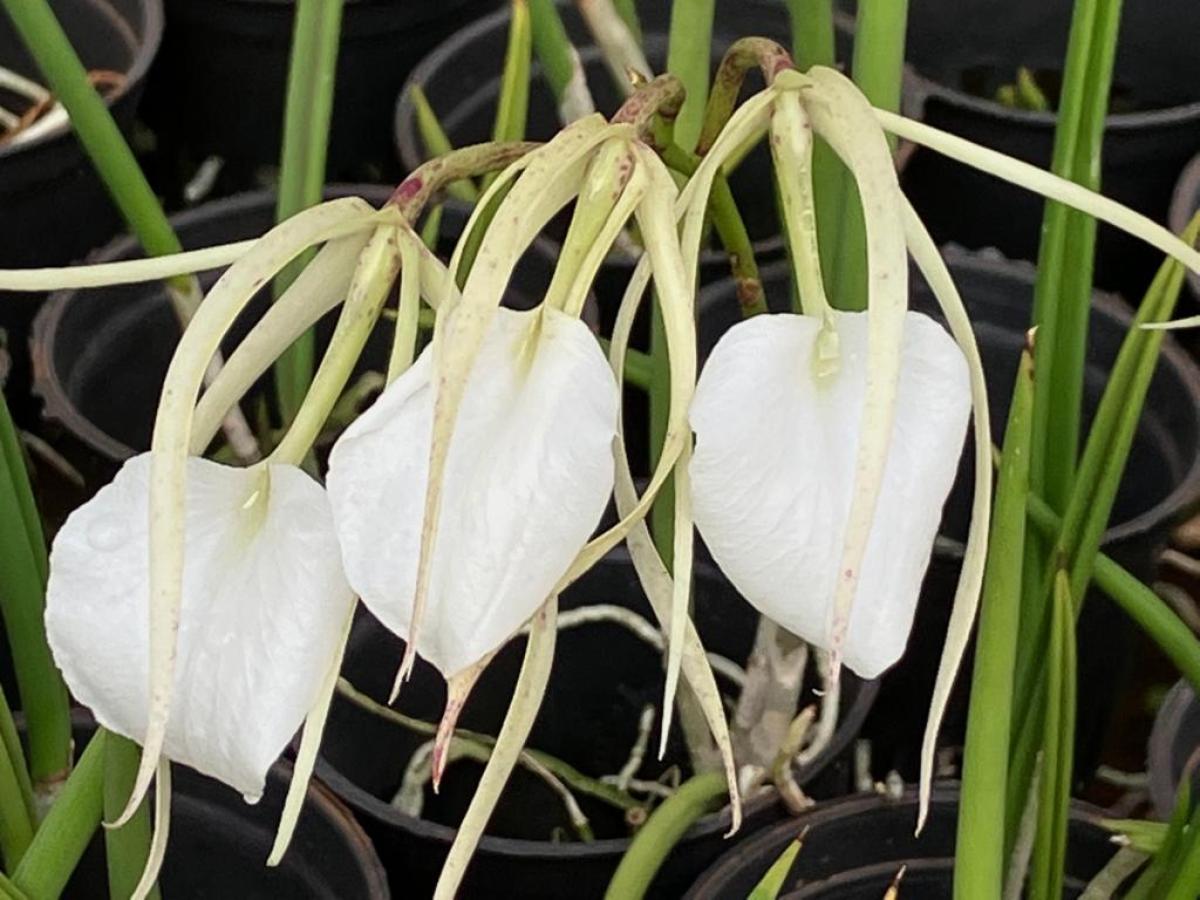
{"left": 9, "top": 37, "right": 1200, "bottom": 900}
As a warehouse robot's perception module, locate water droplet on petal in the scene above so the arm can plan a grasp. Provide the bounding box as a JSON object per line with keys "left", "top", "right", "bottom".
{"left": 87, "top": 518, "right": 127, "bottom": 553}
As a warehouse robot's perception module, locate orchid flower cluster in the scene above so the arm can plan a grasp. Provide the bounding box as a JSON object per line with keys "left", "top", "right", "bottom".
{"left": 27, "top": 38, "right": 1200, "bottom": 900}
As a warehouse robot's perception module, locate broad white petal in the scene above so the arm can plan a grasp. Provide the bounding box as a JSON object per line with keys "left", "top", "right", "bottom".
{"left": 690, "top": 310, "right": 970, "bottom": 679}
{"left": 45, "top": 455, "right": 356, "bottom": 800}
{"left": 327, "top": 306, "right": 619, "bottom": 678}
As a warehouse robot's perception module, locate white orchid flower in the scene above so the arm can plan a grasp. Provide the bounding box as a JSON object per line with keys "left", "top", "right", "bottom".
{"left": 39, "top": 190, "right": 461, "bottom": 896}
{"left": 45, "top": 455, "right": 354, "bottom": 800}
{"left": 690, "top": 69, "right": 973, "bottom": 681}
{"left": 327, "top": 301, "right": 620, "bottom": 680}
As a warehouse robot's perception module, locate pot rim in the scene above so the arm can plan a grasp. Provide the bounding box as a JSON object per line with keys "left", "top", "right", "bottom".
{"left": 1167, "top": 152, "right": 1200, "bottom": 298}
{"left": 0, "top": 0, "right": 165, "bottom": 163}
{"left": 697, "top": 247, "right": 1200, "bottom": 554}
{"left": 685, "top": 783, "right": 1110, "bottom": 899}
{"left": 41, "top": 710, "right": 392, "bottom": 898}
{"left": 30, "top": 184, "right": 395, "bottom": 463}
{"left": 904, "top": 64, "right": 1200, "bottom": 132}
{"left": 392, "top": 2, "right": 789, "bottom": 267}
{"left": 1147, "top": 678, "right": 1195, "bottom": 821}
{"left": 314, "top": 545, "right": 880, "bottom": 861}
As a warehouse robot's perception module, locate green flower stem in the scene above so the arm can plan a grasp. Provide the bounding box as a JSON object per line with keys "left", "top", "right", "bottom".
{"left": 825, "top": 0, "right": 907, "bottom": 311}
{"left": 1030, "top": 0, "right": 1123, "bottom": 512}
{"left": 697, "top": 38, "right": 792, "bottom": 157}
{"left": 955, "top": 346, "right": 1034, "bottom": 900}
{"left": 603, "top": 771, "right": 727, "bottom": 900}
{"left": 0, "top": 393, "right": 71, "bottom": 789}
{"left": 12, "top": 731, "right": 108, "bottom": 899}
{"left": 665, "top": 0, "right": 714, "bottom": 151}
{"left": 660, "top": 143, "right": 766, "bottom": 315}
{"left": 272, "top": 0, "right": 346, "bottom": 424}
{"left": 104, "top": 735, "right": 160, "bottom": 900}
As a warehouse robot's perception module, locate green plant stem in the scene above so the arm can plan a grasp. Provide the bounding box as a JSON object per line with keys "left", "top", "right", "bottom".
{"left": 0, "top": 717, "right": 33, "bottom": 870}
{"left": 826, "top": 0, "right": 907, "bottom": 312}
{"left": 1025, "top": 495, "right": 1200, "bottom": 695}
{"left": 272, "top": 0, "right": 346, "bottom": 424}
{"left": 666, "top": 0, "right": 714, "bottom": 151}
{"left": 528, "top": 0, "right": 577, "bottom": 103}
{"left": 409, "top": 86, "right": 478, "bottom": 202}
{"left": 0, "top": 400, "right": 44, "bottom": 585}
{"left": 955, "top": 347, "right": 1034, "bottom": 900}
{"left": 1029, "top": 571, "right": 1076, "bottom": 900}
{"left": 0, "top": 690, "right": 33, "bottom": 831}
{"left": 786, "top": 0, "right": 834, "bottom": 69}
{"left": 12, "top": 731, "right": 108, "bottom": 899}
{"left": 1164, "top": 815, "right": 1200, "bottom": 900}
{"left": 0, "top": 394, "right": 71, "bottom": 789}
{"left": 603, "top": 771, "right": 727, "bottom": 900}
{"left": 1008, "top": 225, "right": 1193, "bottom": 845}
{"left": 492, "top": 1, "right": 533, "bottom": 149}
{"left": 1029, "top": 0, "right": 1123, "bottom": 514}
{"left": 660, "top": 143, "right": 765, "bottom": 313}
{"left": 104, "top": 735, "right": 160, "bottom": 900}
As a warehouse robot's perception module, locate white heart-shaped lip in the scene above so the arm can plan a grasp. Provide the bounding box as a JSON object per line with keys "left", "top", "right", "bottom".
{"left": 45, "top": 454, "right": 356, "bottom": 801}
{"left": 689, "top": 309, "right": 972, "bottom": 679}
{"left": 327, "top": 305, "right": 620, "bottom": 679}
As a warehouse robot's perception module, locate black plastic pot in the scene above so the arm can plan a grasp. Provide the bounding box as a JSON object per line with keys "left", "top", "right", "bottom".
{"left": 695, "top": 249, "right": 1200, "bottom": 780}
{"left": 394, "top": 0, "right": 821, "bottom": 328}
{"left": 47, "top": 715, "right": 389, "bottom": 899}
{"left": 685, "top": 787, "right": 1115, "bottom": 899}
{"left": 142, "top": 0, "right": 499, "bottom": 187}
{"left": 896, "top": 0, "right": 1200, "bottom": 301}
{"left": 315, "top": 549, "right": 878, "bottom": 900}
{"left": 31, "top": 185, "right": 559, "bottom": 491}
{"left": 1168, "top": 152, "right": 1200, "bottom": 303}
{"left": 1147, "top": 679, "right": 1200, "bottom": 820}
{"left": 0, "top": 0, "right": 163, "bottom": 420}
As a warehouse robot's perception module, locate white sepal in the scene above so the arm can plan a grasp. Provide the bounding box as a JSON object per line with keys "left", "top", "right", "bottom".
{"left": 327, "top": 305, "right": 618, "bottom": 678}
{"left": 45, "top": 454, "right": 356, "bottom": 800}
{"left": 689, "top": 310, "right": 971, "bottom": 679}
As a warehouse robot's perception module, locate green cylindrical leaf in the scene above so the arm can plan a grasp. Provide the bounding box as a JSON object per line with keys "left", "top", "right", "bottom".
{"left": 12, "top": 731, "right": 108, "bottom": 899}
{"left": 955, "top": 345, "right": 1034, "bottom": 900}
